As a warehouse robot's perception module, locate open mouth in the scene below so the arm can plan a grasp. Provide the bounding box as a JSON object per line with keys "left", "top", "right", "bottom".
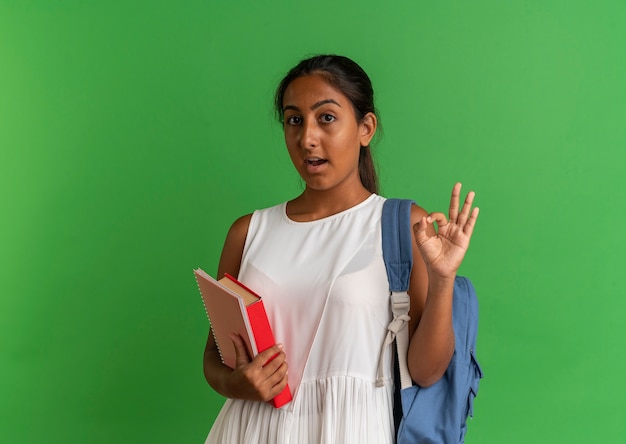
{"left": 305, "top": 158, "right": 327, "bottom": 167}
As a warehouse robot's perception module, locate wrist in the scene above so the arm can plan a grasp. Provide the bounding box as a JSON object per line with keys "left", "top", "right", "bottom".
{"left": 427, "top": 274, "right": 456, "bottom": 294}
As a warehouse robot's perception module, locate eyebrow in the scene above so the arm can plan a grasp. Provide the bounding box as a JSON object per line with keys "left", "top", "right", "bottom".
{"left": 283, "top": 99, "right": 341, "bottom": 113}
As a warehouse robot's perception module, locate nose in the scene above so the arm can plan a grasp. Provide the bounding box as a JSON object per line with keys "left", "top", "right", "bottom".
{"left": 300, "top": 119, "right": 319, "bottom": 149}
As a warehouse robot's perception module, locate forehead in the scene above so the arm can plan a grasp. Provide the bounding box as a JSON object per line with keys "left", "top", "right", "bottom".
{"left": 282, "top": 74, "right": 350, "bottom": 108}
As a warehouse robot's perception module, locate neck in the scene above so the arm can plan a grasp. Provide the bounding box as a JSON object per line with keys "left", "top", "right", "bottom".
{"left": 287, "top": 183, "right": 373, "bottom": 222}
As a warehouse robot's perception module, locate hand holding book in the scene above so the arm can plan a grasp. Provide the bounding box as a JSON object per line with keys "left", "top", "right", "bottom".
{"left": 194, "top": 268, "right": 292, "bottom": 408}
{"left": 225, "top": 333, "right": 289, "bottom": 404}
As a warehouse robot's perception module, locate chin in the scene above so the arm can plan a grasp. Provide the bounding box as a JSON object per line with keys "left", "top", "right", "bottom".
{"left": 304, "top": 183, "right": 332, "bottom": 192}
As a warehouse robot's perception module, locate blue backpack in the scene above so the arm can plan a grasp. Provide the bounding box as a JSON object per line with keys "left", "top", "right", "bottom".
{"left": 377, "top": 199, "right": 483, "bottom": 444}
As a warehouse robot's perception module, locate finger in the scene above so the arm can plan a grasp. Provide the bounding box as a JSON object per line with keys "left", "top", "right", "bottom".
{"left": 412, "top": 216, "right": 429, "bottom": 246}
{"left": 457, "top": 190, "right": 476, "bottom": 226}
{"left": 229, "top": 333, "right": 252, "bottom": 368}
{"left": 413, "top": 216, "right": 436, "bottom": 247}
{"left": 255, "top": 344, "right": 286, "bottom": 370}
{"left": 463, "top": 207, "right": 480, "bottom": 237}
{"left": 268, "top": 363, "right": 289, "bottom": 397}
{"left": 427, "top": 212, "right": 449, "bottom": 230}
{"left": 266, "top": 361, "right": 289, "bottom": 390}
{"left": 448, "top": 182, "right": 462, "bottom": 223}
{"left": 413, "top": 212, "right": 448, "bottom": 245}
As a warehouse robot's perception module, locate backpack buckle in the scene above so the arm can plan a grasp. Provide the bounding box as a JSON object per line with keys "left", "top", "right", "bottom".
{"left": 390, "top": 291, "right": 410, "bottom": 317}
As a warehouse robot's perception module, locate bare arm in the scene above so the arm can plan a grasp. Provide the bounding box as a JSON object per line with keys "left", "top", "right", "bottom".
{"left": 405, "top": 184, "right": 479, "bottom": 387}
{"left": 202, "top": 214, "right": 289, "bottom": 402}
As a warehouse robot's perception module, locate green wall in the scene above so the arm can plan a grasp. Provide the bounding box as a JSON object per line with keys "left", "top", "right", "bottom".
{"left": 1, "top": 1, "right": 624, "bottom": 442}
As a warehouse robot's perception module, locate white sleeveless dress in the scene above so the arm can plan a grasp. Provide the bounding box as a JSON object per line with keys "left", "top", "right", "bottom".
{"left": 206, "top": 194, "right": 395, "bottom": 444}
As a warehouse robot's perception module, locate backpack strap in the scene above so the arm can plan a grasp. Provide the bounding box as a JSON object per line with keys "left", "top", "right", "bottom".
{"left": 376, "top": 198, "right": 414, "bottom": 390}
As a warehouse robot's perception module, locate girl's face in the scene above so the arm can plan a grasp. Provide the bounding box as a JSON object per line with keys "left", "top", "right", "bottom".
{"left": 282, "top": 74, "right": 376, "bottom": 193}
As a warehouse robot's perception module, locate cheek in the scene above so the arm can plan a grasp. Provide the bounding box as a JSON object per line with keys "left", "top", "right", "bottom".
{"left": 284, "top": 127, "right": 300, "bottom": 147}
{"left": 284, "top": 137, "right": 303, "bottom": 167}
{"left": 284, "top": 133, "right": 299, "bottom": 155}
{"left": 335, "top": 129, "right": 363, "bottom": 156}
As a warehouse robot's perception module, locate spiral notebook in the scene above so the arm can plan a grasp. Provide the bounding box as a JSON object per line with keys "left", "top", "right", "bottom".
{"left": 193, "top": 268, "right": 292, "bottom": 408}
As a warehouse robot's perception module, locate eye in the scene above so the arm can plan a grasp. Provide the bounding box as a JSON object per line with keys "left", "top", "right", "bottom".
{"left": 285, "top": 115, "right": 302, "bottom": 125}
{"left": 320, "top": 114, "right": 336, "bottom": 123}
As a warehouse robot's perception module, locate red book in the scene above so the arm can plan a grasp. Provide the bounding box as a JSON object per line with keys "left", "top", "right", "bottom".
{"left": 194, "top": 268, "right": 292, "bottom": 408}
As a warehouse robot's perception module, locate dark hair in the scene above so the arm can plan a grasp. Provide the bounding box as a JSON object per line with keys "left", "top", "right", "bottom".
{"left": 274, "top": 55, "right": 380, "bottom": 194}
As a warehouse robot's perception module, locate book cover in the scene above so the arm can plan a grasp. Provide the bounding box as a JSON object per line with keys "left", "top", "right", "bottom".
{"left": 193, "top": 268, "right": 292, "bottom": 408}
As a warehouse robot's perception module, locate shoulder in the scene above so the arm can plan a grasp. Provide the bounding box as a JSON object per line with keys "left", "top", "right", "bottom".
{"left": 226, "top": 199, "right": 288, "bottom": 238}
{"left": 381, "top": 198, "right": 427, "bottom": 221}
{"left": 217, "top": 200, "right": 287, "bottom": 277}
{"left": 218, "top": 213, "right": 253, "bottom": 278}
{"left": 225, "top": 213, "right": 253, "bottom": 248}
{"left": 380, "top": 198, "right": 428, "bottom": 231}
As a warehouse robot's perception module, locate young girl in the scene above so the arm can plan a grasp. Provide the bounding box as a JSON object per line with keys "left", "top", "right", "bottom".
{"left": 203, "top": 55, "right": 479, "bottom": 443}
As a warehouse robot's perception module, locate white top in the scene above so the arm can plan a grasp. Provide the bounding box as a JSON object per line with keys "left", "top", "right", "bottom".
{"left": 206, "top": 194, "right": 395, "bottom": 444}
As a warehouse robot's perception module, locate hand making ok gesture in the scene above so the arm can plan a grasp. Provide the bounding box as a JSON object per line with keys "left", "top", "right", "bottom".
{"left": 413, "top": 183, "right": 480, "bottom": 280}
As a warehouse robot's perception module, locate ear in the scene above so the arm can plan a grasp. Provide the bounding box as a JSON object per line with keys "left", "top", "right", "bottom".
{"left": 359, "top": 112, "right": 377, "bottom": 147}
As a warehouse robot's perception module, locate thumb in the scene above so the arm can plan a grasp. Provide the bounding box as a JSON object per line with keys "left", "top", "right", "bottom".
{"left": 412, "top": 216, "right": 430, "bottom": 246}
{"left": 229, "top": 333, "right": 251, "bottom": 368}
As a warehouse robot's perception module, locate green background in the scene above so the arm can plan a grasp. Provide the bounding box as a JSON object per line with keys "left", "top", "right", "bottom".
{"left": 1, "top": 0, "right": 625, "bottom": 442}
